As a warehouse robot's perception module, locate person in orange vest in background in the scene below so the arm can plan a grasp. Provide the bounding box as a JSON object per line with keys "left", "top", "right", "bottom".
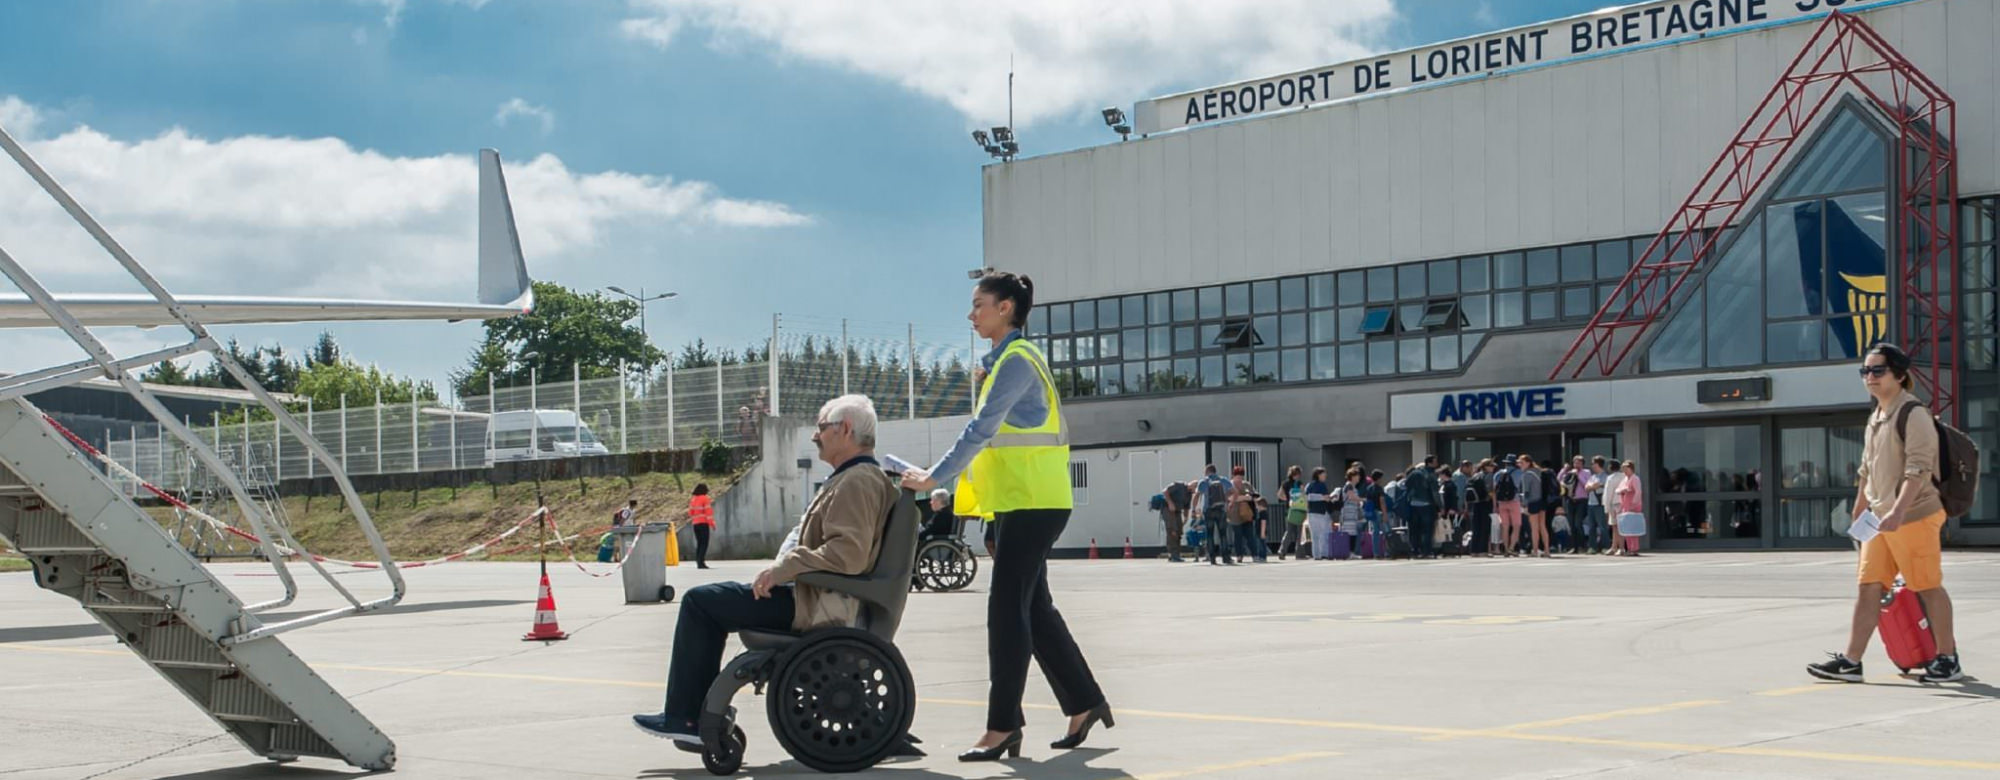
{"left": 689, "top": 484, "right": 716, "bottom": 570}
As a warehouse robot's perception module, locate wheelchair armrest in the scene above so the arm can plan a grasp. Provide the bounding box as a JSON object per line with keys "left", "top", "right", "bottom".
{"left": 795, "top": 570, "right": 872, "bottom": 598}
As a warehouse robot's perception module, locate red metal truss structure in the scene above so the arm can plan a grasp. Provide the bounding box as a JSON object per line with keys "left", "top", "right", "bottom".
{"left": 1549, "top": 10, "right": 1960, "bottom": 424}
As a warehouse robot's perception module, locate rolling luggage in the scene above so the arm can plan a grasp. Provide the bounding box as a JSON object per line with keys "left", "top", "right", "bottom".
{"left": 1878, "top": 587, "right": 1937, "bottom": 674}
{"left": 1358, "top": 530, "right": 1378, "bottom": 559}
{"left": 1328, "top": 531, "right": 1351, "bottom": 560}
{"left": 1386, "top": 528, "right": 1414, "bottom": 560}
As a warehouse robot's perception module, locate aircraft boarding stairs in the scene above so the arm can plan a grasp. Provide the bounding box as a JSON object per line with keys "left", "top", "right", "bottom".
{"left": 0, "top": 399, "right": 396, "bottom": 769}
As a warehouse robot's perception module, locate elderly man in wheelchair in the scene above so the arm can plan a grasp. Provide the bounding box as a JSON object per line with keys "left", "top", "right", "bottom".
{"left": 633, "top": 394, "right": 923, "bottom": 774}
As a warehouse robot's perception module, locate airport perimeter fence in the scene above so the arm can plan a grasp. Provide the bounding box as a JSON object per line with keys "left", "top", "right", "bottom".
{"left": 102, "top": 315, "right": 980, "bottom": 497}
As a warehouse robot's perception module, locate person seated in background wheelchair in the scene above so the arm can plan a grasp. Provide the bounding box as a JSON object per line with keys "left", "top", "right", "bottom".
{"left": 921, "top": 488, "right": 958, "bottom": 540}
{"left": 633, "top": 394, "right": 899, "bottom": 747}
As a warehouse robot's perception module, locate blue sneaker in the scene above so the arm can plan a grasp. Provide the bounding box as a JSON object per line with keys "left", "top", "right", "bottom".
{"left": 632, "top": 713, "right": 701, "bottom": 749}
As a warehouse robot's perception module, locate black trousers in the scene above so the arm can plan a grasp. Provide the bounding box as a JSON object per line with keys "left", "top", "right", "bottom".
{"left": 662, "top": 582, "right": 795, "bottom": 724}
{"left": 987, "top": 508, "right": 1105, "bottom": 732}
{"left": 1469, "top": 504, "right": 1493, "bottom": 552}
{"left": 693, "top": 524, "right": 712, "bottom": 566}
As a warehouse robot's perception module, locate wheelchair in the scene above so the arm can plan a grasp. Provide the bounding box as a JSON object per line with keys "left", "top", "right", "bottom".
{"left": 691, "top": 487, "right": 922, "bottom": 775}
{"left": 912, "top": 514, "right": 977, "bottom": 592}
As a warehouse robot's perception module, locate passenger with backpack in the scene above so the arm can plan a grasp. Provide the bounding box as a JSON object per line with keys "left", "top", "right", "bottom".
{"left": 1493, "top": 456, "right": 1523, "bottom": 558}
{"left": 1278, "top": 466, "right": 1308, "bottom": 560}
{"left": 1404, "top": 457, "right": 1439, "bottom": 559}
{"left": 1519, "top": 455, "right": 1553, "bottom": 558}
{"left": 1337, "top": 467, "right": 1366, "bottom": 559}
{"left": 1196, "top": 465, "right": 1235, "bottom": 565}
{"left": 1807, "top": 343, "right": 1972, "bottom": 684}
{"left": 1303, "top": 467, "right": 1335, "bottom": 560}
{"left": 1469, "top": 459, "right": 1496, "bottom": 556}
{"left": 1362, "top": 469, "right": 1390, "bottom": 560}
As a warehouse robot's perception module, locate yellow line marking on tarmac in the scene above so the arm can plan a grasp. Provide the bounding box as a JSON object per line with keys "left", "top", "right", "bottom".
{"left": 1123, "top": 751, "right": 1341, "bottom": 780}
{"left": 12, "top": 643, "right": 2000, "bottom": 772}
{"left": 1423, "top": 699, "right": 1726, "bottom": 740}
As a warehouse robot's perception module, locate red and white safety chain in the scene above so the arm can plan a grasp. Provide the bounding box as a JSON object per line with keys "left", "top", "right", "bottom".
{"left": 42, "top": 413, "right": 572, "bottom": 571}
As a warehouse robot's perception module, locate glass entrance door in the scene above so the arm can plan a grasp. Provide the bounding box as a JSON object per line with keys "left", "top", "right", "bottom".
{"left": 1654, "top": 423, "right": 1764, "bottom": 545}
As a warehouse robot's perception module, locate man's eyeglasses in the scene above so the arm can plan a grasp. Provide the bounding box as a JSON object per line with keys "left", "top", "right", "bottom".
{"left": 1858, "top": 365, "right": 1893, "bottom": 377}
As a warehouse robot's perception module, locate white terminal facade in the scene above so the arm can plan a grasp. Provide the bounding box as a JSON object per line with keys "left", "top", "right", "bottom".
{"left": 979, "top": 0, "right": 2000, "bottom": 551}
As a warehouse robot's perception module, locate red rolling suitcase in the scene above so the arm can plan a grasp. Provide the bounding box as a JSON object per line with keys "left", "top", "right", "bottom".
{"left": 1878, "top": 587, "right": 1937, "bottom": 674}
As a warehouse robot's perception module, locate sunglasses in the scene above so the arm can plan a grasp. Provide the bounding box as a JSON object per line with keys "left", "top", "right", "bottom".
{"left": 1858, "top": 365, "right": 1893, "bottom": 377}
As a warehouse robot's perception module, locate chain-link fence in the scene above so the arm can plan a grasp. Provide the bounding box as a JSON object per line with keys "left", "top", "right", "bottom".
{"left": 103, "top": 315, "right": 982, "bottom": 496}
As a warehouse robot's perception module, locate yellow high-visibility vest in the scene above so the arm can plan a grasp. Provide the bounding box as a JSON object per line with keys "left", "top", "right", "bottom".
{"left": 955, "top": 338, "right": 1071, "bottom": 514}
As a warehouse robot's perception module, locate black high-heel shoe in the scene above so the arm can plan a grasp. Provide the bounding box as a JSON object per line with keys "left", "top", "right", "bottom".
{"left": 957, "top": 730, "right": 1022, "bottom": 762}
{"left": 1050, "top": 702, "right": 1115, "bottom": 749}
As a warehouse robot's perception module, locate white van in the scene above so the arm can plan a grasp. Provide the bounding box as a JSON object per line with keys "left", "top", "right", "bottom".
{"left": 485, "top": 409, "right": 610, "bottom": 464}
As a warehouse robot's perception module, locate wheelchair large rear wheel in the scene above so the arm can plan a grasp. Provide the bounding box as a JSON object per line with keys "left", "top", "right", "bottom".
{"left": 915, "top": 540, "right": 977, "bottom": 592}
{"left": 766, "top": 628, "right": 916, "bottom": 773}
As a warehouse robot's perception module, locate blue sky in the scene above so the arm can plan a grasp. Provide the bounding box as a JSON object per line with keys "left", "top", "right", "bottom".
{"left": 0, "top": 0, "right": 1609, "bottom": 395}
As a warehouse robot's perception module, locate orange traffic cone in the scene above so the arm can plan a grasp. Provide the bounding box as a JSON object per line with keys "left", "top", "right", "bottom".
{"left": 1088, "top": 538, "right": 1099, "bottom": 560}
{"left": 523, "top": 571, "right": 569, "bottom": 641}
{"left": 1123, "top": 537, "right": 1134, "bottom": 559}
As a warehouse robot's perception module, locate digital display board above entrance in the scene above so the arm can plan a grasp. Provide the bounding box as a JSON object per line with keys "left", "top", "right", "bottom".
{"left": 1132, "top": 0, "right": 1903, "bottom": 135}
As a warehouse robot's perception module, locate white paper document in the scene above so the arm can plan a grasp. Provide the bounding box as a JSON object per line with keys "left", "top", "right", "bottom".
{"left": 879, "top": 453, "right": 918, "bottom": 475}
{"left": 1848, "top": 510, "right": 1882, "bottom": 543}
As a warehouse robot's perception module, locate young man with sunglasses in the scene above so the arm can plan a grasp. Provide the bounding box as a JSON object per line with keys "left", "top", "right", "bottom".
{"left": 1807, "top": 344, "right": 1964, "bottom": 684}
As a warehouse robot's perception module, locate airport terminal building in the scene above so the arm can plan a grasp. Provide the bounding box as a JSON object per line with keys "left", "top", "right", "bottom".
{"left": 981, "top": 0, "right": 2000, "bottom": 550}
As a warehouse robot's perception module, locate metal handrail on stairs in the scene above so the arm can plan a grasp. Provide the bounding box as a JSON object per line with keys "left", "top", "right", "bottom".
{"left": 0, "top": 122, "right": 405, "bottom": 639}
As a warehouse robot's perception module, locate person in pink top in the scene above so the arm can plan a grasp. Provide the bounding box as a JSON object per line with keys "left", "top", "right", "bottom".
{"left": 1614, "top": 460, "right": 1643, "bottom": 558}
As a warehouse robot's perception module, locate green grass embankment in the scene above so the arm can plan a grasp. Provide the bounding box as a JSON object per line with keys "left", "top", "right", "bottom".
{"left": 143, "top": 469, "right": 745, "bottom": 563}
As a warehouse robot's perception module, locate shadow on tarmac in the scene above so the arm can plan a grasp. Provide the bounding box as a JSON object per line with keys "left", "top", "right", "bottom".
{"left": 0, "top": 598, "right": 530, "bottom": 644}
{"left": 638, "top": 746, "right": 1129, "bottom": 779}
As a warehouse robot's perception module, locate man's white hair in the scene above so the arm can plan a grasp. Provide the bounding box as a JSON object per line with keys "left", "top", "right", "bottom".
{"left": 820, "top": 394, "right": 877, "bottom": 447}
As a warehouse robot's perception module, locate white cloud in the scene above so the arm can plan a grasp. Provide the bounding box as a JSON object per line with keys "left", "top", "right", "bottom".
{"left": 0, "top": 96, "right": 810, "bottom": 308}
{"left": 494, "top": 97, "right": 556, "bottom": 135}
{"left": 619, "top": 0, "right": 1398, "bottom": 127}
{"left": 0, "top": 96, "right": 40, "bottom": 140}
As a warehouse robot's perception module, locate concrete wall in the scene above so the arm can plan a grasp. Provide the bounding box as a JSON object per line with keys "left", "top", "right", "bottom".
{"left": 984, "top": 0, "right": 1993, "bottom": 302}
{"left": 710, "top": 417, "right": 808, "bottom": 559}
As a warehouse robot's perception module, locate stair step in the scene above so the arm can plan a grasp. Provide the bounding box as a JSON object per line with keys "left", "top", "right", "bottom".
{"left": 9, "top": 507, "right": 96, "bottom": 553}
{"left": 210, "top": 676, "right": 298, "bottom": 725}
{"left": 140, "top": 622, "right": 233, "bottom": 670}
{"left": 267, "top": 723, "right": 346, "bottom": 761}
{"left": 82, "top": 580, "right": 168, "bottom": 612}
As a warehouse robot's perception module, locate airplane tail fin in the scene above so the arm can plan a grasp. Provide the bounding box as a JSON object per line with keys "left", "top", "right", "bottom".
{"left": 478, "top": 149, "right": 535, "bottom": 311}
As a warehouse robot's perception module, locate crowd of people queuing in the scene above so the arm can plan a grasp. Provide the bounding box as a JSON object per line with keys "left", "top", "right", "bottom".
{"left": 1152, "top": 453, "right": 1648, "bottom": 563}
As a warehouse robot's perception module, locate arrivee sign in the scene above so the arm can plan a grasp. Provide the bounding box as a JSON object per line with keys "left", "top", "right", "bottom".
{"left": 1131, "top": 0, "right": 1901, "bottom": 135}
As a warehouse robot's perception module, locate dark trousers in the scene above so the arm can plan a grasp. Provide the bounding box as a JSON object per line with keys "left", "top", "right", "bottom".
{"left": 1203, "top": 510, "right": 1230, "bottom": 563}
{"left": 662, "top": 582, "right": 795, "bottom": 724}
{"left": 1409, "top": 505, "right": 1437, "bottom": 558}
{"left": 1161, "top": 511, "right": 1185, "bottom": 560}
{"left": 693, "top": 524, "right": 712, "bottom": 566}
{"left": 988, "top": 509, "right": 1105, "bottom": 732}
{"left": 1279, "top": 522, "right": 1304, "bottom": 558}
{"left": 1469, "top": 505, "right": 1493, "bottom": 552}
{"left": 1232, "top": 523, "right": 1262, "bottom": 561}
{"left": 1565, "top": 499, "right": 1590, "bottom": 551}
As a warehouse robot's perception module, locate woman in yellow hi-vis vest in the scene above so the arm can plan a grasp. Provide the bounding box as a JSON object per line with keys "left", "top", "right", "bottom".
{"left": 903, "top": 271, "right": 1111, "bottom": 762}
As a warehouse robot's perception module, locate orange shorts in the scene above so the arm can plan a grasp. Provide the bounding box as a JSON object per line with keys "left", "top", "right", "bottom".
{"left": 1857, "top": 509, "right": 1947, "bottom": 591}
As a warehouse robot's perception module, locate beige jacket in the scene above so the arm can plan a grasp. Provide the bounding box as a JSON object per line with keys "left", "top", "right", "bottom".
{"left": 769, "top": 457, "right": 898, "bottom": 632}
{"left": 1858, "top": 390, "right": 1943, "bottom": 520}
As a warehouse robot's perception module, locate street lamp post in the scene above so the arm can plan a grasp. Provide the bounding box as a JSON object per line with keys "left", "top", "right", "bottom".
{"left": 605, "top": 285, "right": 678, "bottom": 352}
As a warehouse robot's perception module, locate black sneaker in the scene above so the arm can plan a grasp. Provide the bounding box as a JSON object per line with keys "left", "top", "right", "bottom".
{"left": 633, "top": 713, "right": 701, "bottom": 749}
{"left": 1920, "top": 653, "right": 1964, "bottom": 683}
{"left": 1806, "top": 653, "right": 1864, "bottom": 683}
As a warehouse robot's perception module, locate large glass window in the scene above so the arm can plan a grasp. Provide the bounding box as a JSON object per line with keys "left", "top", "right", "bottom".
{"left": 1367, "top": 267, "right": 1395, "bottom": 302}
{"left": 1310, "top": 274, "right": 1337, "bottom": 308}
{"left": 1648, "top": 103, "right": 1891, "bottom": 372}
{"left": 1252, "top": 280, "right": 1278, "bottom": 314}
{"left": 1280, "top": 277, "right": 1307, "bottom": 311}
{"left": 1962, "top": 196, "right": 2000, "bottom": 526}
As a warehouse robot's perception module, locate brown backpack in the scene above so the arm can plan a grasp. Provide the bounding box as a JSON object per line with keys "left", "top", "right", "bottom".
{"left": 1896, "top": 401, "right": 1981, "bottom": 519}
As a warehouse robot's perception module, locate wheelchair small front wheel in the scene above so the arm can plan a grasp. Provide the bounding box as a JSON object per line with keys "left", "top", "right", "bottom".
{"left": 767, "top": 628, "right": 916, "bottom": 773}
{"left": 701, "top": 724, "right": 746, "bottom": 775}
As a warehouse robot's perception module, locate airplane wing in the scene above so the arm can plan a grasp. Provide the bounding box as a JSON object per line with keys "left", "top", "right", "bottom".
{"left": 0, "top": 149, "right": 534, "bottom": 329}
